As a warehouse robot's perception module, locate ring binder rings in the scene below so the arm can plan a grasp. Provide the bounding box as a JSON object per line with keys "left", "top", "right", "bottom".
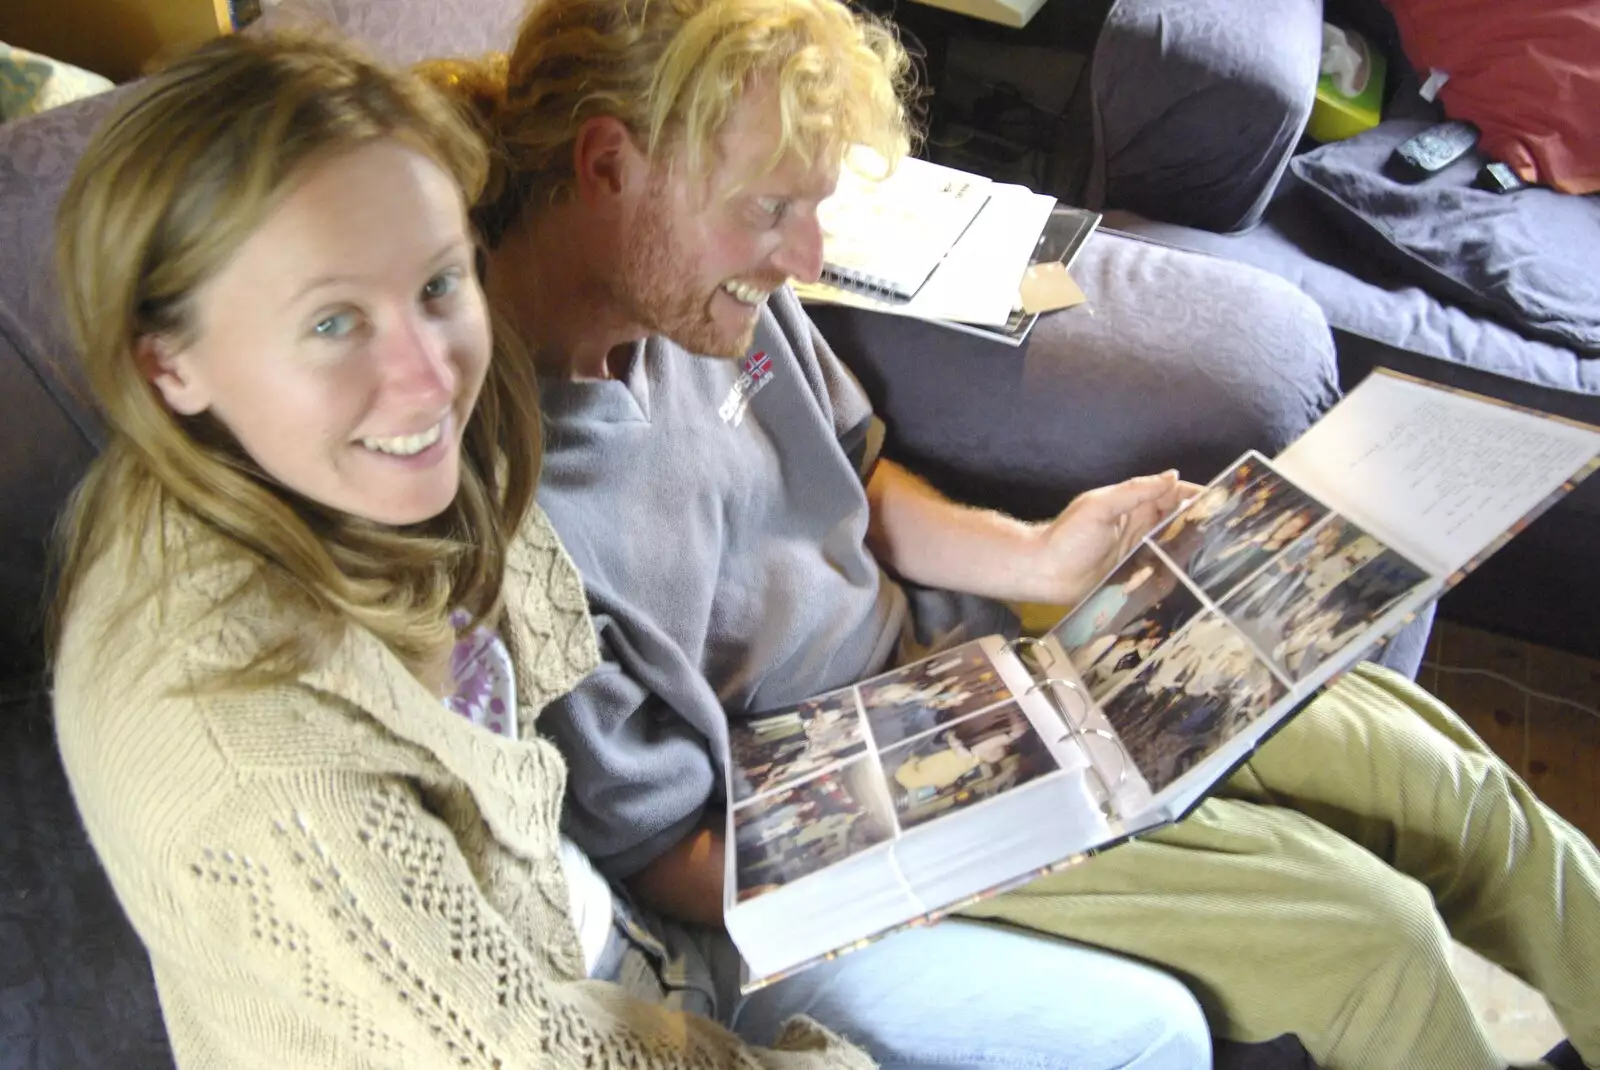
{"left": 1003, "top": 635, "right": 1055, "bottom": 668}
{"left": 1064, "top": 729, "right": 1126, "bottom": 821}
{"left": 1023, "top": 675, "right": 1081, "bottom": 704}
{"left": 1025, "top": 677, "right": 1128, "bottom": 820}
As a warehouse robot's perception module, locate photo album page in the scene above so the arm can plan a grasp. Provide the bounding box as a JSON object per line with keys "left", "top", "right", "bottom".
{"left": 726, "top": 638, "right": 1073, "bottom": 902}
{"left": 1035, "top": 369, "right": 1600, "bottom": 823}
{"left": 721, "top": 631, "right": 1121, "bottom": 986}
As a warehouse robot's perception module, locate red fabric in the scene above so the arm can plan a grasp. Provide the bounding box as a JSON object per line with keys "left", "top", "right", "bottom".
{"left": 1385, "top": 0, "right": 1600, "bottom": 194}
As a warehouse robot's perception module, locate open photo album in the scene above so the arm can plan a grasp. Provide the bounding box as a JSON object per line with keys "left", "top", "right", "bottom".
{"left": 721, "top": 369, "right": 1600, "bottom": 989}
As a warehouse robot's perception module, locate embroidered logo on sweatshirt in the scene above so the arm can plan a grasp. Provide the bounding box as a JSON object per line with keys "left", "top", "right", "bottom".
{"left": 719, "top": 350, "right": 774, "bottom": 427}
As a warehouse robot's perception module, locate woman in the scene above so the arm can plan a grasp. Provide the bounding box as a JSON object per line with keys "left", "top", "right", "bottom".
{"left": 49, "top": 32, "right": 871, "bottom": 1069}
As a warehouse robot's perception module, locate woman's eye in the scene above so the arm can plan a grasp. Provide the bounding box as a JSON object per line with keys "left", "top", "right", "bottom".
{"left": 312, "top": 311, "right": 358, "bottom": 338}
{"left": 422, "top": 270, "right": 461, "bottom": 302}
{"left": 757, "top": 198, "right": 789, "bottom": 224}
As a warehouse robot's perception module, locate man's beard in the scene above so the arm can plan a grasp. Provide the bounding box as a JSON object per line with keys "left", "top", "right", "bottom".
{"left": 613, "top": 192, "right": 758, "bottom": 360}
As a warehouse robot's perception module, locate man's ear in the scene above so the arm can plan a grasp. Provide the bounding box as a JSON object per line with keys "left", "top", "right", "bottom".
{"left": 571, "top": 115, "right": 644, "bottom": 205}
{"left": 134, "top": 334, "right": 211, "bottom": 416}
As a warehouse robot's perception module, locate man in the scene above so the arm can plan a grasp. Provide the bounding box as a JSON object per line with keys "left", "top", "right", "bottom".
{"left": 438, "top": 4, "right": 1211, "bottom": 1068}
{"left": 446, "top": 0, "right": 1600, "bottom": 1066}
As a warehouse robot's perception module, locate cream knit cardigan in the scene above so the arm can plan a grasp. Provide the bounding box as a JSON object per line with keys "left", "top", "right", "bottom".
{"left": 54, "top": 502, "right": 873, "bottom": 1070}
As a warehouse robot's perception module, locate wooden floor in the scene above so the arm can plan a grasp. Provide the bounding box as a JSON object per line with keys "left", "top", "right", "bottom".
{"left": 1425, "top": 620, "right": 1600, "bottom": 1061}
{"left": 1422, "top": 620, "right": 1600, "bottom": 846}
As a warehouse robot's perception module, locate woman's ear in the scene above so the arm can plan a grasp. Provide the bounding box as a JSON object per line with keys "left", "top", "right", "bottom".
{"left": 134, "top": 334, "right": 211, "bottom": 416}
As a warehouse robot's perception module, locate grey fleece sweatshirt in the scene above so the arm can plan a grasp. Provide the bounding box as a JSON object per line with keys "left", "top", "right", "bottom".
{"left": 537, "top": 287, "right": 1013, "bottom": 878}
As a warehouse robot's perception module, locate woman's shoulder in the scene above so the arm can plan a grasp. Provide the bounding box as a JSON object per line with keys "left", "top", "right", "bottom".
{"left": 52, "top": 517, "right": 266, "bottom": 876}
{"left": 52, "top": 523, "right": 418, "bottom": 874}
{"left": 503, "top": 502, "right": 600, "bottom": 706}
{"left": 54, "top": 503, "right": 327, "bottom": 800}
{"left": 55, "top": 505, "right": 264, "bottom": 698}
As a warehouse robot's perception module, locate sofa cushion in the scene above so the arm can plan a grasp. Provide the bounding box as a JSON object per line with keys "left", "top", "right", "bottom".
{"left": 809, "top": 230, "right": 1341, "bottom": 518}
{"left": 1385, "top": 0, "right": 1600, "bottom": 195}
{"left": 1103, "top": 196, "right": 1600, "bottom": 399}
{"left": 0, "top": 688, "right": 172, "bottom": 1070}
{"left": 1288, "top": 120, "right": 1600, "bottom": 356}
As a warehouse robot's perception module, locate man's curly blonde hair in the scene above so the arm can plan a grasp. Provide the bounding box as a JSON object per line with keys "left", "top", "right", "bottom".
{"left": 421, "top": 0, "right": 915, "bottom": 243}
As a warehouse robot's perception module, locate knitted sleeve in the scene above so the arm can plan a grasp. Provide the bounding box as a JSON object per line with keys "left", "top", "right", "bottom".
{"left": 177, "top": 770, "right": 875, "bottom": 1070}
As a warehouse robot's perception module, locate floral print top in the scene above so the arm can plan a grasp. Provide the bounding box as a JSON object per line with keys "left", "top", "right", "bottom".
{"left": 444, "top": 609, "right": 517, "bottom": 739}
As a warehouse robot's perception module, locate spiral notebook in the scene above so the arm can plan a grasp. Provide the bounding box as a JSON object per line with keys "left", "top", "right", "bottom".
{"left": 721, "top": 369, "right": 1600, "bottom": 989}
{"left": 797, "top": 200, "right": 1098, "bottom": 346}
{"left": 817, "top": 152, "right": 994, "bottom": 300}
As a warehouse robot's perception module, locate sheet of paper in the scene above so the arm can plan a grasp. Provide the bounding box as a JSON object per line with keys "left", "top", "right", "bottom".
{"left": 907, "top": 184, "right": 1057, "bottom": 325}
{"left": 1274, "top": 372, "right": 1600, "bottom": 574}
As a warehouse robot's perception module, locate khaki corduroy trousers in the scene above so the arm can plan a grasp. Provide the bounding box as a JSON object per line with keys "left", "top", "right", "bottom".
{"left": 960, "top": 664, "right": 1599, "bottom": 1070}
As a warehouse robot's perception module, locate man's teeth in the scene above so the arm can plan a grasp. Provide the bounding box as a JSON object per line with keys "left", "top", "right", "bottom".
{"left": 722, "top": 280, "right": 771, "bottom": 306}
{"left": 361, "top": 422, "right": 443, "bottom": 456}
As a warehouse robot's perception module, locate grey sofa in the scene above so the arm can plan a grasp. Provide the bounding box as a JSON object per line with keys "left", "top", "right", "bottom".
{"left": 1079, "top": 0, "right": 1600, "bottom": 657}
{"left": 1, "top": 1, "right": 1443, "bottom": 1066}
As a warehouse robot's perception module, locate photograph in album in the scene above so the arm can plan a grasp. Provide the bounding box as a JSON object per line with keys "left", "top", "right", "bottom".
{"left": 877, "top": 703, "right": 1060, "bottom": 831}
{"left": 1098, "top": 613, "right": 1288, "bottom": 794}
{"left": 1052, "top": 545, "right": 1205, "bottom": 701}
{"left": 1222, "top": 517, "right": 1429, "bottom": 683}
{"left": 728, "top": 687, "right": 867, "bottom": 804}
{"left": 733, "top": 759, "right": 895, "bottom": 903}
{"left": 860, "top": 641, "right": 1017, "bottom": 748}
{"left": 1155, "top": 458, "right": 1328, "bottom": 601}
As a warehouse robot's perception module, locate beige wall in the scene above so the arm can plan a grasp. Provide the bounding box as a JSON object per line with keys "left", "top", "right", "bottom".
{"left": 1, "top": 0, "right": 232, "bottom": 83}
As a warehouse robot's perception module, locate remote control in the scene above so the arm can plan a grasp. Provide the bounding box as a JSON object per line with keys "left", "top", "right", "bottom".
{"left": 1392, "top": 120, "right": 1480, "bottom": 177}
{"left": 1474, "top": 161, "right": 1531, "bottom": 194}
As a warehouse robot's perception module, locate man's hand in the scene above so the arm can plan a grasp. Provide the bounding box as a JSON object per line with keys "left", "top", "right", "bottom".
{"left": 865, "top": 459, "right": 1196, "bottom": 610}
{"left": 1030, "top": 472, "right": 1198, "bottom": 609}
{"left": 624, "top": 825, "right": 727, "bottom": 927}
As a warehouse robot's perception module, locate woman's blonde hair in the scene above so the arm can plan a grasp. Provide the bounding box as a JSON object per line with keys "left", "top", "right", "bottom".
{"left": 420, "top": 0, "right": 916, "bottom": 244}
{"left": 50, "top": 30, "right": 543, "bottom": 686}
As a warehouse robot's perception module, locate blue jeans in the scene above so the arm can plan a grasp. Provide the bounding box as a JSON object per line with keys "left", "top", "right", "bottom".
{"left": 598, "top": 898, "right": 1211, "bottom": 1069}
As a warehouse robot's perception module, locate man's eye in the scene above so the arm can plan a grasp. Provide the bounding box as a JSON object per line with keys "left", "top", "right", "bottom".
{"left": 313, "top": 311, "right": 358, "bottom": 338}
{"left": 422, "top": 270, "right": 461, "bottom": 301}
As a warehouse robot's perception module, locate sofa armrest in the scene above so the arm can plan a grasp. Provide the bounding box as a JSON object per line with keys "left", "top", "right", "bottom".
{"left": 812, "top": 229, "right": 1340, "bottom": 520}
{"left": 1085, "top": 0, "right": 1324, "bottom": 233}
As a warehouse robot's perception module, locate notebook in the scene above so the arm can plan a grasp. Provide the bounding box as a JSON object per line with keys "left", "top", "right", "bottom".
{"left": 818, "top": 150, "right": 994, "bottom": 300}
{"left": 796, "top": 203, "right": 1101, "bottom": 347}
